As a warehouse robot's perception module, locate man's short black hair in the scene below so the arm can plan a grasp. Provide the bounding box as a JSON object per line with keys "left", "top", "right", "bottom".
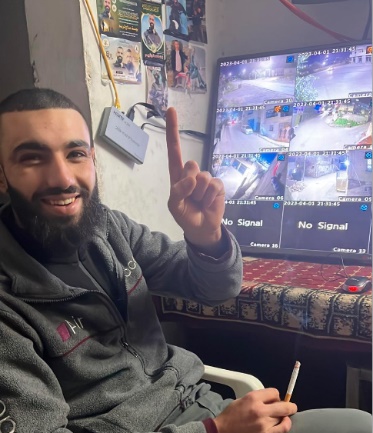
{"left": 0, "top": 88, "right": 92, "bottom": 151}
{"left": 0, "top": 88, "right": 85, "bottom": 120}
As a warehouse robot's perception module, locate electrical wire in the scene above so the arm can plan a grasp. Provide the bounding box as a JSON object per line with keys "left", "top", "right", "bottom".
{"left": 278, "top": 0, "right": 358, "bottom": 42}
{"left": 83, "top": 0, "right": 121, "bottom": 109}
{"left": 141, "top": 122, "right": 209, "bottom": 140}
{"left": 320, "top": 254, "right": 349, "bottom": 282}
{"left": 126, "top": 102, "right": 159, "bottom": 121}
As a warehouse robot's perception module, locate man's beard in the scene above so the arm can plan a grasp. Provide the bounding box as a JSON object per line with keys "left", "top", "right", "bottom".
{"left": 7, "top": 181, "right": 104, "bottom": 253}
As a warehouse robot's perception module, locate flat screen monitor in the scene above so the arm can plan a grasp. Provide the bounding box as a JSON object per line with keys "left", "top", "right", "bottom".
{"left": 208, "top": 41, "right": 372, "bottom": 264}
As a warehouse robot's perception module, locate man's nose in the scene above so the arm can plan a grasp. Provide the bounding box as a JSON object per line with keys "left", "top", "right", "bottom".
{"left": 45, "top": 156, "right": 75, "bottom": 190}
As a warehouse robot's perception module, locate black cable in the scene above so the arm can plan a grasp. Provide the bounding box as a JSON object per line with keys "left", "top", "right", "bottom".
{"left": 141, "top": 122, "right": 165, "bottom": 131}
{"left": 128, "top": 102, "right": 209, "bottom": 140}
{"left": 319, "top": 253, "right": 349, "bottom": 283}
{"left": 141, "top": 122, "right": 209, "bottom": 140}
{"left": 126, "top": 102, "right": 159, "bottom": 121}
{"left": 180, "top": 130, "right": 209, "bottom": 139}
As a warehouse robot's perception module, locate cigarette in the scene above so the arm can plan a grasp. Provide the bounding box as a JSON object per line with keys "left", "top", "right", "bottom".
{"left": 284, "top": 361, "right": 301, "bottom": 402}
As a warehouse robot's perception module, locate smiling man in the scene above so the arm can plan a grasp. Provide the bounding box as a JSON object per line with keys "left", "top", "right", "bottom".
{"left": 0, "top": 95, "right": 101, "bottom": 255}
{"left": 0, "top": 88, "right": 370, "bottom": 433}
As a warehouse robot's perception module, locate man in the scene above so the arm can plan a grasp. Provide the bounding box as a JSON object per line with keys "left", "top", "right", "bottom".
{"left": 166, "top": 0, "right": 187, "bottom": 34}
{"left": 188, "top": 49, "right": 206, "bottom": 91}
{"left": 99, "top": 0, "right": 115, "bottom": 34}
{"left": 114, "top": 48, "right": 138, "bottom": 79}
{"left": 99, "top": 0, "right": 114, "bottom": 21}
{"left": 113, "top": 46, "right": 126, "bottom": 68}
{"left": 0, "top": 88, "right": 371, "bottom": 433}
{"left": 143, "top": 14, "right": 163, "bottom": 52}
{"left": 171, "top": 40, "right": 188, "bottom": 87}
{"left": 123, "top": 49, "right": 137, "bottom": 76}
{"left": 148, "top": 69, "right": 167, "bottom": 116}
{"left": 191, "top": 7, "right": 204, "bottom": 42}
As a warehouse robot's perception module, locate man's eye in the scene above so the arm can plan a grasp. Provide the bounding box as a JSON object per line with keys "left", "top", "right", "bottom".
{"left": 69, "top": 151, "right": 87, "bottom": 159}
{"left": 19, "top": 154, "right": 42, "bottom": 163}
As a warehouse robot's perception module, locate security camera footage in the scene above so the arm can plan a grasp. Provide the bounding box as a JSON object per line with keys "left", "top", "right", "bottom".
{"left": 210, "top": 43, "right": 372, "bottom": 262}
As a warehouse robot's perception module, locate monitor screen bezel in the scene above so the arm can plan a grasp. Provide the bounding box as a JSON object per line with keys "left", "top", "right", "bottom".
{"left": 206, "top": 39, "right": 372, "bottom": 266}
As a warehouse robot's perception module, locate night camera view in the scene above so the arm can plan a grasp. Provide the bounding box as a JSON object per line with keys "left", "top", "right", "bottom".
{"left": 295, "top": 45, "right": 372, "bottom": 102}
{"left": 210, "top": 42, "right": 372, "bottom": 257}
{"left": 290, "top": 98, "right": 372, "bottom": 151}
{"left": 218, "top": 54, "right": 297, "bottom": 108}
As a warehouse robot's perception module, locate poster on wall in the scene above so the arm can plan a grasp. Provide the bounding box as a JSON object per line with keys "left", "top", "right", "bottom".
{"left": 141, "top": 1, "right": 164, "bottom": 65}
{"left": 101, "top": 35, "right": 142, "bottom": 84}
{"left": 146, "top": 65, "right": 168, "bottom": 117}
{"left": 165, "top": 37, "right": 206, "bottom": 94}
{"left": 186, "top": 0, "right": 207, "bottom": 43}
{"left": 96, "top": 0, "right": 141, "bottom": 42}
{"left": 163, "top": 0, "right": 189, "bottom": 41}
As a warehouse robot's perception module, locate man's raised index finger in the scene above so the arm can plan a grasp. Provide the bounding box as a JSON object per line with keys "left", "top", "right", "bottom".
{"left": 166, "top": 107, "right": 184, "bottom": 184}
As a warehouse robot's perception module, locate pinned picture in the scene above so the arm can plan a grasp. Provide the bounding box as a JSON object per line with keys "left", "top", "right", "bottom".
{"left": 165, "top": 38, "right": 206, "bottom": 94}
{"left": 186, "top": 0, "right": 207, "bottom": 43}
{"left": 146, "top": 65, "right": 168, "bottom": 117}
{"left": 164, "top": 0, "right": 189, "bottom": 41}
{"left": 96, "top": 0, "right": 141, "bottom": 42}
{"left": 141, "top": 1, "right": 164, "bottom": 65}
{"left": 101, "top": 36, "right": 142, "bottom": 84}
{"left": 97, "top": 0, "right": 118, "bottom": 36}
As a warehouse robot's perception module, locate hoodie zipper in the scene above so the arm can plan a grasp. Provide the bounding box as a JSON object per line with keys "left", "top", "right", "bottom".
{"left": 19, "top": 289, "right": 141, "bottom": 361}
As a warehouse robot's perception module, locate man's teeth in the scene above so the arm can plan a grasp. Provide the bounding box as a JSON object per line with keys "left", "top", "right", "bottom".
{"left": 47, "top": 197, "right": 77, "bottom": 206}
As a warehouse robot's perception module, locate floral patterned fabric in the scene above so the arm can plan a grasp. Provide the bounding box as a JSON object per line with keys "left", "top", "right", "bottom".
{"left": 159, "top": 257, "right": 372, "bottom": 345}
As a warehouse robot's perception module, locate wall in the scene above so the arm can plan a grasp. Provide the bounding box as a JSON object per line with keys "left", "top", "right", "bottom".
{"left": 79, "top": 0, "right": 215, "bottom": 240}
{"left": 24, "top": 0, "right": 91, "bottom": 129}
{"left": 0, "top": 1, "right": 34, "bottom": 101}
{"left": 214, "top": 0, "right": 371, "bottom": 58}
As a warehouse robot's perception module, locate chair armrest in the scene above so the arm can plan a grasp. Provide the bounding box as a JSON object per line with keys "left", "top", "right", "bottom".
{"left": 202, "top": 365, "right": 264, "bottom": 399}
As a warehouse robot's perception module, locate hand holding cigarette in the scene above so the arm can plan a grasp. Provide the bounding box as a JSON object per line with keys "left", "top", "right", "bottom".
{"left": 284, "top": 360, "right": 301, "bottom": 402}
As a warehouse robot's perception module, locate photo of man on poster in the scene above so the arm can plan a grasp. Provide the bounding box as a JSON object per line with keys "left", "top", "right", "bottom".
{"left": 142, "top": 14, "right": 163, "bottom": 53}
{"left": 115, "top": 47, "right": 140, "bottom": 78}
{"left": 164, "top": 0, "right": 189, "bottom": 40}
{"left": 146, "top": 66, "right": 168, "bottom": 117}
{"left": 186, "top": 0, "right": 207, "bottom": 43}
{"left": 101, "top": 36, "right": 142, "bottom": 84}
{"left": 99, "top": 0, "right": 114, "bottom": 21}
{"left": 97, "top": 0, "right": 141, "bottom": 41}
{"left": 98, "top": 0, "right": 117, "bottom": 35}
{"left": 165, "top": 38, "right": 207, "bottom": 93}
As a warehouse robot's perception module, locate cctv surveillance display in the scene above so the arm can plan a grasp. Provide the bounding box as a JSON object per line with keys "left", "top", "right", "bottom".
{"left": 209, "top": 42, "right": 372, "bottom": 263}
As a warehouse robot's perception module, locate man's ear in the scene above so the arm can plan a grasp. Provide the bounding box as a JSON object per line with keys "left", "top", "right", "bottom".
{"left": 91, "top": 147, "right": 96, "bottom": 166}
{"left": 0, "top": 165, "right": 8, "bottom": 194}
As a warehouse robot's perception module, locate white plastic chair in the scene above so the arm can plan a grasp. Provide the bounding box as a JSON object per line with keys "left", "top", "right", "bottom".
{"left": 202, "top": 365, "right": 264, "bottom": 398}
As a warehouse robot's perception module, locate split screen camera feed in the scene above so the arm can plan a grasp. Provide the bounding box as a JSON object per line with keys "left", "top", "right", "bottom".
{"left": 210, "top": 43, "right": 372, "bottom": 259}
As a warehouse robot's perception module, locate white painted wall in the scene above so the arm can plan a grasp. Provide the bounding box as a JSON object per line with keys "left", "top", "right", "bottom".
{"left": 79, "top": 0, "right": 214, "bottom": 240}
{"left": 214, "top": 0, "right": 370, "bottom": 58}
{"left": 24, "top": 0, "right": 91, "bottom": 129}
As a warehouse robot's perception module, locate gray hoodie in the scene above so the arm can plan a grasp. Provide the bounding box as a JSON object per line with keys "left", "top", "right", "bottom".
{"left": 0, "top": 204, "right": 242, "bottom": 433}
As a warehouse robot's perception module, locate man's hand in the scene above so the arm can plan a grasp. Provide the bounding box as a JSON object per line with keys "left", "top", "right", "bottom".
{"left": 214, "top": 388, "right": 297, "bottom": 433}
{"left": 166, "top": 107, "right": 226, "bottom": 255}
